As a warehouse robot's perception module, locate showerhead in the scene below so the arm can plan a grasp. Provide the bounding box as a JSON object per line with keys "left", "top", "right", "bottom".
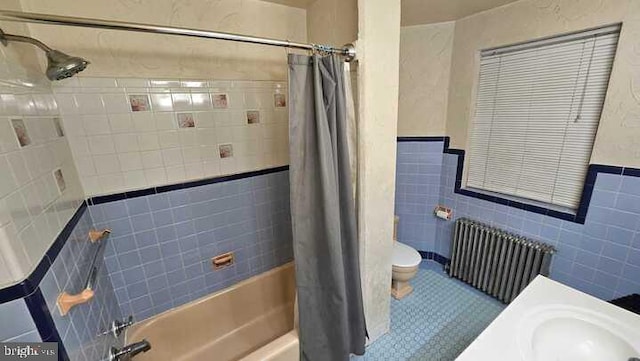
{"left": 45, "top": 50, "right": 89, "bottom": 81}
{"left": 0, "top": 28, "right": 89, "bottom": 81}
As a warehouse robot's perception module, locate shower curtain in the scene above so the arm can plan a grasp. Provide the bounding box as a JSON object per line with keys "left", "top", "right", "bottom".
{"left": 287, "top": 53, "right": 367, "bottom": 361}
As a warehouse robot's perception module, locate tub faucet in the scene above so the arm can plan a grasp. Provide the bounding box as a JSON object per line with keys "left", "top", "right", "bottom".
{"left": 109, "top": 340, "right": 151, "bottom": 361}
{"left": 107, "top": 315, "right": 134, "bottom": 337}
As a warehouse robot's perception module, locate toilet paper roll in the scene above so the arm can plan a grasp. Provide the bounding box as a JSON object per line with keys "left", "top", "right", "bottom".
{"left": 436, "top": 209, "right": 449, "bottom": 220}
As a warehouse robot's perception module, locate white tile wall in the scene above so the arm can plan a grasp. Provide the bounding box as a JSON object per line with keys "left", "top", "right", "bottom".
{"left": 53, "top": 77, "right": 289, "bottom": 196}
{"left": 0, "top": 48, "right": 84, "bottom": 288}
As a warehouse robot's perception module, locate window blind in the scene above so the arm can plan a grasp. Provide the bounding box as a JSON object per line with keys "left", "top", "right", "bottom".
{"left": 467, "top": 25, "right": 620, "bottom": 209}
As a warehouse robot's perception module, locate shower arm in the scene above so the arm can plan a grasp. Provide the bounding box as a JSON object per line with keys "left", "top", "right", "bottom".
{"left": 0, "top": 10, "right": 357, "bottom": 62}
{"left": 0, "top": 29, "right": 53, "bottom": 52}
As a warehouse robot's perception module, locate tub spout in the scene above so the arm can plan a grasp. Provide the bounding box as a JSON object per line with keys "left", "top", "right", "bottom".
{"left": 109, "top": 340, "right": 151, "bottom": 361}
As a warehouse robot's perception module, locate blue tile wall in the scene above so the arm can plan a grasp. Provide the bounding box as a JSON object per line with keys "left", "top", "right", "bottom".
{"left": 436, "top": 152, "right": 640, "bottom": 301}
{"left": 39, "top": 210, "right": 122, "bottom": 361}
{"left": 0, "top": 298, "right": 41, "bottom": 342}
{"left": 394, "top": 141, "right": 444, "bottom": 251}
{"left": 394, "top": 139, "right": 640, "bottom": 301}
{"left": 91, "top": 170, "right": 293, "bottom": 321}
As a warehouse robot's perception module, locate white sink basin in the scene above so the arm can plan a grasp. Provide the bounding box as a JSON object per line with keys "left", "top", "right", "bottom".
{"left": 456, "top": 277, "right": 640, "bottom": 361}
{"left": 518, "top": 305, "right": 640, "bottom": 361}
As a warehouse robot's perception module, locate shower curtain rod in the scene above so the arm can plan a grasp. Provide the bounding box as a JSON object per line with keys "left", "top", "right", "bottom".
{"left": 0, "top": 10, "right": 356, "bottom": 62}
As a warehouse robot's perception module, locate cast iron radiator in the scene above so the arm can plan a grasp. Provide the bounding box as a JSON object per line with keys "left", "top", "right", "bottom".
{"left": 448, "top": 218, "right": 555, "bottom": 303}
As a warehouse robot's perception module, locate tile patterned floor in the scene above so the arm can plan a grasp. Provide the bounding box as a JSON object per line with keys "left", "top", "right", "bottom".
{"left": 356, "top": 261, "right": 505, "bottom": 361}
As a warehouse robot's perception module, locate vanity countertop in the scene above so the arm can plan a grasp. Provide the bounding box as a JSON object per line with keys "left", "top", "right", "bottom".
{"left": 456, "top": 275, "right": 640, "bottom": 361}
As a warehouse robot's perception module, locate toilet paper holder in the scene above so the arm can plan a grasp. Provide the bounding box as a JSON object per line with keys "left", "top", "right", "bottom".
{"left": 434, "top": 205, "right": 452, "bottom": 220}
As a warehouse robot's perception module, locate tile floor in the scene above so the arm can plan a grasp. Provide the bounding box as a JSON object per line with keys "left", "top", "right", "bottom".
{"left": 357, "top": 261, "right": 505, "bottom": 361}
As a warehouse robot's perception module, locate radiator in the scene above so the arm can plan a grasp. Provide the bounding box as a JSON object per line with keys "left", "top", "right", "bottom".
{"left": 448, "top": 218, "right": 555, "bottom": 303}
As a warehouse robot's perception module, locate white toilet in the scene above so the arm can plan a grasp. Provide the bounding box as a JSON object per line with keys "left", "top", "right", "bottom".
{"left": 391, "top": 216, "right": 422, "bottom": 299}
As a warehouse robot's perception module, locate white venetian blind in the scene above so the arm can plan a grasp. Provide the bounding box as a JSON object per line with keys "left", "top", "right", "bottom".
{"left": 467, "top": 25, "right": 620, "bottom": 209}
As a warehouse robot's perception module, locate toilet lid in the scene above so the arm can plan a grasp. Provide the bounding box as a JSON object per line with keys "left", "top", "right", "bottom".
{"left": 393, "top": 242, "right": 422, "bottom": 267}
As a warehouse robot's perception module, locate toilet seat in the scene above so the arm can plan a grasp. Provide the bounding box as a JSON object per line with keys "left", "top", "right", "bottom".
{"left": 392, "top": 242, "right": 422, "bottom": 268}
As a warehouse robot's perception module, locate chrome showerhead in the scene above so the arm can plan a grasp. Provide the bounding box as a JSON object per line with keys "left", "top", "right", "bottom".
{"left": 45, "top": 50, "right": 89, "bottom": 81}
{"left": 0, "top": 28, "right": 89, "bottom": 81}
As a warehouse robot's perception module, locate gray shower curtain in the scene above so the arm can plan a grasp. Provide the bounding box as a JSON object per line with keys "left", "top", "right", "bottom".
{"left": 287, "top": 53, "right": 367, "bottom": 361}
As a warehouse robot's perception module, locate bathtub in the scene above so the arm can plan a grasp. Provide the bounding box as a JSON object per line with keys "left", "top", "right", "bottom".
{"left": 126, "top": 263, "right": 299, "bottom": 361}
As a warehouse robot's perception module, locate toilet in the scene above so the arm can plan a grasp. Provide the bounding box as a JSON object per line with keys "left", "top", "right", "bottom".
{"left": 391, "top": 216, "right": 422, "bottom": 299}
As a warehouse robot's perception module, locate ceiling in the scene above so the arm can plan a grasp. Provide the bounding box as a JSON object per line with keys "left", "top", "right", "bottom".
{"left": 260, "top": 0, "right": 523, "bottom": 25}
{"left": 401, "top": 0, "right": 522, "bottom": 26}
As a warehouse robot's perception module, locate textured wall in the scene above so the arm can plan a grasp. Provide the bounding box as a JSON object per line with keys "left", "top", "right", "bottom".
{"left": 445, "top": 0, "right": 640, "bottom": 168}
{"left": 398, "top": 22, "right": 454, "bottom": 136}
{"left": 306, "top": 0, "right": 359, "bottom": 138}
{"left": 91, "top": 170, "right": 292, "bottom": 321}
{"left": 307, "top": 0, "right": 358, "bottom": 45}
{"left": 357, "top": 0, "right": 401, "bottom": 343}
{"left": 401, "top": 0, "right": 520, "bottom": 26}
{"left": 0, "top": 0, "right": 40, "bottom": 76}
{"left": 20, "top": 0, "right": 306, "bottom": 80}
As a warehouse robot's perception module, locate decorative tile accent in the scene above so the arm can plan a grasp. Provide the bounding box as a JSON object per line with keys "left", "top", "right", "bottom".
{"left": 219, "top": 144, "right": 233, "bottom": 159}
{"left": 128, "top": 95, "right": 150, "bottom": 112}
{"left": 246, "top": 110, "right": 260, "bottom": 124}
{"left": 91, "top": 170, "right": 292, "bottom": 321}
{"left": 11, "top": 118, "right": 31, "bottom": 147}
{"left": 53, "top": 117, "right": 64, "bottom": 137}
{"left": 212, "top": 93, "right": 228, "bottom": 109}
{"left": 274, "top": 93, "right": 286, "bottom": 108}
{"left": 355, "top": 266, "right": 504, "bottom": 361}
{"left": 54, "top": 169, "right": 66, "bottom": 193}
{"left": 176, "top": 112, "right": 195, "bottom": 128}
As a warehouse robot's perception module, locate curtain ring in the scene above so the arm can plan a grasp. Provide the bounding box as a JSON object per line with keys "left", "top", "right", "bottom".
{"left": 285, "top": 39, "right": 291, "bottom": 57}
{"left": 311, "top": 44, "right": 331, "bottom": 57}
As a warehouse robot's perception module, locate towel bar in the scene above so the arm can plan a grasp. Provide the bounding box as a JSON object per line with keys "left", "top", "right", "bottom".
{"left": 57, "top": 228, "right": 111, "bottom": 315}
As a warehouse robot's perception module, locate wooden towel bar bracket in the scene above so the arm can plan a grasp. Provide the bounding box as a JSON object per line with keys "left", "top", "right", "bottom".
{"left": 88, "top": 228, "right": 111, "bottom": 243}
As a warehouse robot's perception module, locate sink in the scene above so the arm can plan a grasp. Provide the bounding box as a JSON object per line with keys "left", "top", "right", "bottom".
{"left": 518, "top": 305, "right": 640, "bottom": 361}
{"left": 531, "top": 318, "right": 635, "bottom": 360}
{"left": 456, "top": 277, "right": 640, "bottom": 361}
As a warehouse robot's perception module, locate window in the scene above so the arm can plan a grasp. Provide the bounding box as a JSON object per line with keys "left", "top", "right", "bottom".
{"left": 467, "top": 25, "right": 620, "bottom": 209}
